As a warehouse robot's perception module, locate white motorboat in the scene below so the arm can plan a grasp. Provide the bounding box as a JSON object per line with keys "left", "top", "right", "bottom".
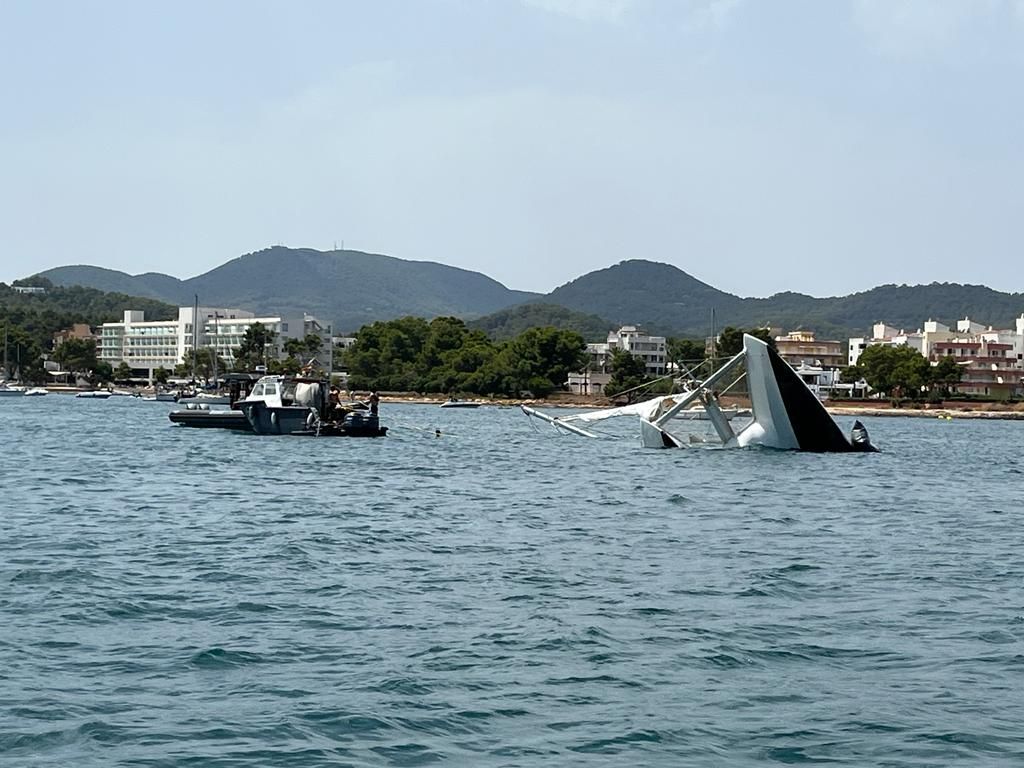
{"left": 0, "top": 383, "right": 27, "bottom": 397}
{"left": 440, "top": 398, "right": 483, "bottom": 409}
{"left": 23, "top": 387, "right": 48, "bottom": 397}
{"left": 232, "top": 375, "right": 386, "bottom": 436}
{"left": 75, "top": 390, "right": 111, "bottom": 399}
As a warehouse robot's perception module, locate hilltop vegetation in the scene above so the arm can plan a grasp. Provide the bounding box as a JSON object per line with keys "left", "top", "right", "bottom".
{"left": 548, "top": 260, "right": 1024, "bottom": 338}
{"left": 39, "top": 247, "right": 538, "bottom": 332}
{"left": 468, "top": 302, "right": 613, "bottom": 342}
{"left": 32, "top": 250, "right": 1024, "bottom": 339}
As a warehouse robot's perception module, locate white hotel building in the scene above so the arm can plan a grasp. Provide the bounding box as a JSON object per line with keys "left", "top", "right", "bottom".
{"left": 99, "top": 306, "right": 332, "bottom": 380}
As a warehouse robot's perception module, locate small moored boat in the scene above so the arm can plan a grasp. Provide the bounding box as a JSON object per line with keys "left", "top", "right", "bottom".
{"left": 440, "top": 398, "right": 482, "bottom": 409}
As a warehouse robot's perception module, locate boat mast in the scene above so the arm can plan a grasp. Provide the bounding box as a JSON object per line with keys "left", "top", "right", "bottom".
{"left": 2, "top": 325, "right": 7, "bottom": 381}
{"left": 211, "top": 311, "right": 219, "bottom": 388}
{"left": 191, "top": 294, "right": 199, "bottom": 385}
{"left": 710, "top": 307, "right": 717, "bottom": 370}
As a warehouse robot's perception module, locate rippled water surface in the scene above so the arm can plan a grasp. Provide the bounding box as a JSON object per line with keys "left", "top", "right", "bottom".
{"left": 2, "top": 396, "right": 1023, "bottom": 766}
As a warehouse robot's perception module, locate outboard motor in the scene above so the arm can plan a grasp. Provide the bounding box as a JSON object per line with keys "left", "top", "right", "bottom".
{"left": 850, "top": 420, "right": 878, "bottom": 452}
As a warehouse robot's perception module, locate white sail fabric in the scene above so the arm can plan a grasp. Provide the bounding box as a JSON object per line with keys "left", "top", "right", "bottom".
{"left": 559, "top": 393, "right": 693, "bottom": 424}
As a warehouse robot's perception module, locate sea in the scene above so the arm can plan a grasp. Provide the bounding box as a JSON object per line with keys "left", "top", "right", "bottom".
{"left": 2, "top": 396, "right": 1023, "bottom": 767}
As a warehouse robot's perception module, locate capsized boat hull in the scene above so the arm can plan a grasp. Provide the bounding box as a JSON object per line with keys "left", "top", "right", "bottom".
{"left": 737, "top": 335, "right": 876, "bottom": 452}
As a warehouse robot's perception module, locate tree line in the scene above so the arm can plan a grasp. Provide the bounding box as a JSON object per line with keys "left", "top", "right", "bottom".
{"left": 343, "top": 316, "right": 587, "bottom": 397}
{"left": 338, "top": 320, "right": 776, "bottom": 400}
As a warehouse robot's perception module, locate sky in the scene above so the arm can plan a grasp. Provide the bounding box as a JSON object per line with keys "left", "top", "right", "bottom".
{"left": 1, "top": 0, "right": 1022, "bottom": 297}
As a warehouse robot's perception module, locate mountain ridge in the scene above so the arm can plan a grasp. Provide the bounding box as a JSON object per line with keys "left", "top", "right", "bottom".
{"left": 39, "top": 247, "right": 540, "bottom": 332}
{"left": 34, "top": 250, "right": 1024, "bottom": 338}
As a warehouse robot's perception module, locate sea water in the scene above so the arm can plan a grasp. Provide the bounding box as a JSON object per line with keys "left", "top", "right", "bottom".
{"left": 1, "top": 397, "right": 1022, "bottom": 766}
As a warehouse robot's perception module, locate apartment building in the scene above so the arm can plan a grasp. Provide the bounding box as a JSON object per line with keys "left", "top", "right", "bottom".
{"left": 849, "top": 315, "right": 1024, "bottom": 397}
{"left": 567, "top": 325, "right": 667, "bottom": 395}
{"left": 773, "top": 330, "right": 845, "bottom": 369}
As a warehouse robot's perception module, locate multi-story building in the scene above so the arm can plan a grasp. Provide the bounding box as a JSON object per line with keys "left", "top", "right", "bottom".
{"left": 932, "top": 338, "right": 1021, "bottom": 397}
{"left": 848, "top": 320, "right": 957, "bottom": 367}
{"left": 99, "top": 306, "right": 332, "bottom": 380}
{"left": 849, "top": 314, "right": 1024, "bottom": 398}
{"left": 567, "top": 325, "right": 667, "bottom": 395}
{"left": 605, "top": 325, "right": 667, "bottom": 376}
{"left": 848, "top": 323, "right": 897, "bottom": 367}
{"left": 773, "top": 330, "right": 845, "bottom": 369}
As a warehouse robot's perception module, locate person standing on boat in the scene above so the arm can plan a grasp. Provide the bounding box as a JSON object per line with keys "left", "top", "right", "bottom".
{"left": 369, "top": 391, "right": 380, "bottom": 416}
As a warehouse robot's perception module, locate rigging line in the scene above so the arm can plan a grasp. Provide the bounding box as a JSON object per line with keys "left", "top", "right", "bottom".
{"left": 717, "top": 371, "right": 748, "bottom": 397}
{"left": 391, "top": 421, "right": 458, "bottom": 435}
{"left": 546, "top": 417, "right": 618, "bottom": 439}
{"left": 608, "top": 371, "right": 676, "bottom": 400}
{"left": 525, "top": 411, "right": 544, "bottom": 434}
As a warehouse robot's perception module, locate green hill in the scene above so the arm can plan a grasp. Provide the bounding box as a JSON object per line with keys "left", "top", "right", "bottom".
{"left": 40, "top": 247, "right": 539, "bottom": 332}
{"left": 546, "top": 259, "right": 742, "bottom": 336}
{"left": 32, "top": 251, "right": 1024, "bottom": 339}
{"left": 468, "top": 302, "right": 614, "bottom": 342}
{"left": 547, "top": 260, "right": 1024, "bottom": 337}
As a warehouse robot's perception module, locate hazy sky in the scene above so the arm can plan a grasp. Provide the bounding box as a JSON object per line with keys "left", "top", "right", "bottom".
{"left": 1, "top": 0, "right": 1022, "bottom": 297}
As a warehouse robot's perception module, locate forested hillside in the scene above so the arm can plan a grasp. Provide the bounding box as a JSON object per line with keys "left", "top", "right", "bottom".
{"left": 32, "top": 251, "right": 1024, "bottom": 339}
{"left": 40, "top": 247, "right": 538, "bottom": 331}
{"left": 547, "top": 261, "right": 1024, "bottom": 337}
{"left": 468, "top": 303, "right": 613, "bottom": 342}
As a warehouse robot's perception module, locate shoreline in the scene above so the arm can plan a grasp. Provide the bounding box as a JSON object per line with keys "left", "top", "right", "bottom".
{"left": 27, "top": 388, "right": 1024, "bottom": 421}
{"left": 827, "top": 406, "right": 1024, "bottom": 420}
{"left": 375, "top": 394, "right": 1024, "bottom": 420}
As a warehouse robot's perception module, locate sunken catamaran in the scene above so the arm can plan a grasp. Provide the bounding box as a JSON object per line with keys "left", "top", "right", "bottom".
{"left": 523, "top": 334, "right": 877, "bottom": 452}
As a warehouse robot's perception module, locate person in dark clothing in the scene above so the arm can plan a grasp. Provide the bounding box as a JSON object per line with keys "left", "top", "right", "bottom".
{"left": 369, "top": 391, "right": 380, "bottom": 416}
